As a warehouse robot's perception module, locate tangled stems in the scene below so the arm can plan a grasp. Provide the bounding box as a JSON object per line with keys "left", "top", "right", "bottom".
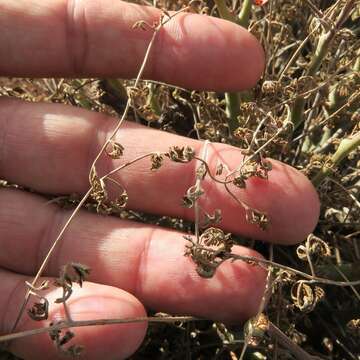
{"left": 290, "top": 0, "right": 356, "bottom": 128}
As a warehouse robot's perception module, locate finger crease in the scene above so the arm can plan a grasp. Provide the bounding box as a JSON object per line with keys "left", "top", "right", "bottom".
{"left": 133, "top": 227, "right": 155, "bottom": 298}
{"left": 64, "top": 0, "right": 89, "bottom": 75}
{"left": 35, "top": 203, "right": 65, "bottom": 275}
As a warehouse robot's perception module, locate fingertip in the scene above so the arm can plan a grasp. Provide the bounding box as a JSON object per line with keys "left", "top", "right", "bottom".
{"left": 247, "top": 159, "right": 320, "bottom": 245}
{"left": 213, "top": 246, "right": 268, "bottom": 323}
{"left": 150, "top": 13, "right": 265, "bottom": 91}
{"left": 11, "top": 283, "right": 147, "bottom": 360}
{"left": 277, "top": 162, "right": 320, "bottom": 244}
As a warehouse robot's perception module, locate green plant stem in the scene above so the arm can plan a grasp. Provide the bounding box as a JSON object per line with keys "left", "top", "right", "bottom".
{"left": 103, "top": 79, "right": 128, "bottom": 101}
{"left": 146, "top": 83, "right": 161, "bottom": 116}
{"left": 290, "top": 0, "right": 355, "bottom": 128}
{"left": 312, "top": 132, "right": 360, "bottom": 187}
{"left": 225, "top": 92, "right": 241, "bottom": 132}
{"left": 291, "top": 31, "right": 333, "bottom": 128}
{"left": 214, "top": 0, "right": 253, "bottom": 133}
{"left": 237, "top": 0, "right": 252, "bottom": 28}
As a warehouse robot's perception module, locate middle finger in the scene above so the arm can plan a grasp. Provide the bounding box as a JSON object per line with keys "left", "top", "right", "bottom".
{"left": 0, "top": 98, "right": 320, "bottom": 244}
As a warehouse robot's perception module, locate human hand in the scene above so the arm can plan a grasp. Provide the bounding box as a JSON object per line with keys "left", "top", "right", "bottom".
{"left": 0, "top": 1, "right": 320, "bottom": 359}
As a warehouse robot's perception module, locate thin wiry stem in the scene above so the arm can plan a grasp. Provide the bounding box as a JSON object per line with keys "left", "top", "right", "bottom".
{"left": 9, "top": 188, "right": 93, "bottom": 334}
{"left": 239, "top": 244, "right": 274, "bottom": 360}
{"left": 188, "top": 244, "right": 360, "bottom": 287}
{"left": 1, "top": 316, "right": 198, "bottom": 344}
{"left": 194, "top": 140, "right": 210, "bottom": 242}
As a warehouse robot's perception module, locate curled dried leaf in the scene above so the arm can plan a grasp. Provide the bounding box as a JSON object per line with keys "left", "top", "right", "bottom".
{"left": 54, "top": 263, "right": 91, "bottom": 303}
{"left": 199, "top": 227, "right": 232, "bottom": 250}
{"left": 49, "top": 322, "right": 84, "bottom": 358}
{"left": 262, "top": 80, "right": 281, "bottom": 95}
{"left": 291, "top": 281, "right": 325, "bottom": 312}
{"left": 201, "top": 209, "right": 222, "bottom": 228}
{"left": 244, "top": 313, "right": 269, "bottom": 347}
{"left": 182, "top": 185, "right": 204, "bottom": 208}
{"left": 28, "top": 298, "right": 49, "bottom": 321}
{"left": 111, "top": 190, "right": 128, "bottom": 210}
{"left": 297, "top": 234, "right": 331, "bottom": 260}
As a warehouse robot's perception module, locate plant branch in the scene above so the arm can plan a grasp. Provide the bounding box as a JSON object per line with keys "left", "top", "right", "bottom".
{"left": 0, "top": 316, "right": 198, "bottom": 344}
{"left": 237, "top": 0, "right": 252, "bottom": 28}
{"left": 312, "top": 132, "right": 360, "bottom": 187}
{"left": 290, "top": 0, "right": 356, "bottom": 128}
{"left": 214, "top": 0, "right": 254, "bottom": 133}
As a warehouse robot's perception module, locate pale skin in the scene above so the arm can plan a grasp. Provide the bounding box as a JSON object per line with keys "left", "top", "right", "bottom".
{"left": 0, "top": 1, "right": 320, "bottom": 359}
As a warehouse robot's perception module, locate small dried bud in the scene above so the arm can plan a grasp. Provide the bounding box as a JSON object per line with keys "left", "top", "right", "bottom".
{"left": 246, "top": 209, "right": 269, "bottom": 230}
{"left": 150, "top": 152, "right": 164, "bottom": 171}
{"left": 105, "top": 141, "right": 124, "bottom": 159}
{"left": 215, "top": 163, "right": 224, "bottom": 176}
{"left": 132, "top": 20, "right": 152, "bottom": 30}
{"left": 347, "top": 319, "right": 360, "bottom": 336}
{"left": 166, "top": 146, "right": 196, "bottom": 163}
{"left": 202, "top": 209, "right": 222, "bottom": 228}
{"left": 233, "top": 175, "right": 246, "bottom": 188}
{"left": 196, "top": 163, "right": 207, "bottom": 180}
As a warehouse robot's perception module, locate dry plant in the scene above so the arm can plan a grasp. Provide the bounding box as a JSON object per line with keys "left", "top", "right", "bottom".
{"left": 0, "top": 0, "right": 360, "bottom": 359}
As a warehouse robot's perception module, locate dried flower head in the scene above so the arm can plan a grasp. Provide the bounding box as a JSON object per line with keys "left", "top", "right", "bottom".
{"left": 150, "top": 152, "right": 164, "bottom": 171}
{"left": 184, "top": 228, "right": 233, "bottom": 278}
{"left": 246, "top": 208, "right": 269, "bottom": 230}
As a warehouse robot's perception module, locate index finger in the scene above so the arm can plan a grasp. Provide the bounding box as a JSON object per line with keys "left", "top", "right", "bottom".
{"left": 0, "top": 0, "right": 264, "bottom": 91}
